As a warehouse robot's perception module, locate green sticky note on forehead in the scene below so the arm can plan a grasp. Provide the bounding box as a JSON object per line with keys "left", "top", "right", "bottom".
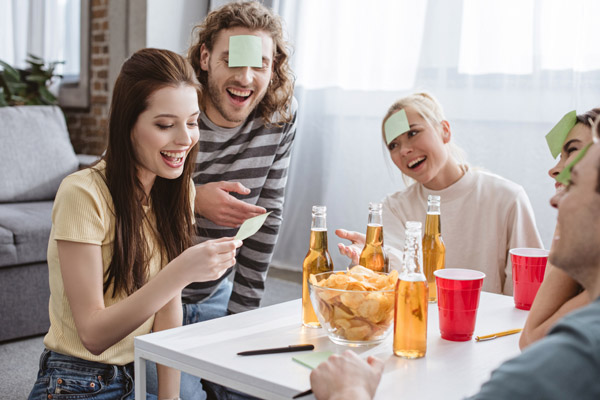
{"left": 555, "top": 143, "right": 590, "bottom": 185}
{"left": 546, "top": 111, "right": 577, "bottom": 159}
{"left": 234, "top": 211, "right": 271, "bottom": 241}
{"left": 384, "top": 109, "right": 410, "bottom": 145}
{"left": 228, "top": 35, "right": 262, "bottom": 68}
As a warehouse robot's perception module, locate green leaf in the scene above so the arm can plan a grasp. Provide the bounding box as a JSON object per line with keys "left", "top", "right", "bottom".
{"left": 25, "top": 75, "right": 48, "bottom": 83}
{"left": 0, "top": 60, "right": 21, "bottom": 82}
{"left": 27, "top": 53, "right": 43, "bottom": 61}
{"left": 39, "top": 86, "right": 57, "bottom": 104}
{"left": 0, "top": 88, "right": 8, "bottom": 107}
{"left": 0, "top": 55, "right": 62, "bottom": 106}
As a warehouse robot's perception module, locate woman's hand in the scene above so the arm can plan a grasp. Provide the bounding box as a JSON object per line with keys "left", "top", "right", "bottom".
{"left": 175, "top": 237, "right": 243, "bottom": 283}
{"left": 335, "top": 229, "right": 366, "bottom": 265}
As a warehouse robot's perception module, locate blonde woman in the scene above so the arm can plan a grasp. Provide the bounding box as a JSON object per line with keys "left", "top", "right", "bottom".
{"left": 337, "top": 92, "right": 543, "bottom": 295}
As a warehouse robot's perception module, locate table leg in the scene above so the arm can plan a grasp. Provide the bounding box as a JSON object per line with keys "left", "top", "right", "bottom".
{"left": 135, "top": 354, "right": 147, "bottom": 400}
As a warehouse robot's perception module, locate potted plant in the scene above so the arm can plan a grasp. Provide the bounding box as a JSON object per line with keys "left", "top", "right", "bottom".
{"left": 0, "top": 54, "right": 63, "bottom": 107}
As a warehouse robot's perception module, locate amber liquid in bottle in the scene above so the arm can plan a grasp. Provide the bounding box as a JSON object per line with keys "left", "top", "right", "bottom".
{"left": 359, "top": 203, "right": 389, "bottom": 273}
{"left": 302, "top": 206, "right": 333, "bottom": 328}
{"left": 394, "top": 221, "right": 428, "bottom": 359}
{"left": 394, "top": 277, "right": 428, "bottom": 358}
{"left": 422, "top": 196, "right": 445, "bottom": 303}
{"left": 359, "top": 224, "right": 389, "bottom": 273}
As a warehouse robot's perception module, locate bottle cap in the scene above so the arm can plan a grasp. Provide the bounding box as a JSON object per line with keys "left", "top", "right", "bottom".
{"left": 312, "top": 205, "right": 326, "bottom": 215}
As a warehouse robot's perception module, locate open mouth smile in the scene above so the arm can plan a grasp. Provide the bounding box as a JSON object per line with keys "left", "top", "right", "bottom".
{"left": 160, "top": 150, "right": 186, "bottom": 167}
{"left": 226, "top": 88, "right": 253, "bottom": 105}
{"left": 408, "top": 156, "right": 426, "bottom": 169}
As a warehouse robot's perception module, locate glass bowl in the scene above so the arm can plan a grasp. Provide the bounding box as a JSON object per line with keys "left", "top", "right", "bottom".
{"left": 308, "top": 269, "right": 396, "bottom": 346}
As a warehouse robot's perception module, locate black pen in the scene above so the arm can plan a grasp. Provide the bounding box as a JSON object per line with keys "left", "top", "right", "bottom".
{"left": 237, "top": 344, "right": 314, "bottom": 356}
{"left": 292, "top": 388, "right": 313, "bottom": 399}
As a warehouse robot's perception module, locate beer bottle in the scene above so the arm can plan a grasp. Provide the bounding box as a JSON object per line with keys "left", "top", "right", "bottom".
{"left": 394, "top": 221, "right": 428, "bottom": 359}
{"left": 422, "top": 195, "right": 445, "bottom": 303}
{"left": 359, "top": 202, "right": 389, "bottom": 273}
{"left": 302, "top": 205, "right": 334, "bottom": 328}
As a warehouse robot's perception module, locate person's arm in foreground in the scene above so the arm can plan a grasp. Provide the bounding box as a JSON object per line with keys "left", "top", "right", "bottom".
{"left": 519, "top": 264, "right": 589, "bottom": 349}
{"left": 310, "top": 351, "right": 384, "bottom": 400}
{"left": 153, "top": 294, "right": 183, "bottom": 399}
{"left": 59, "top": 237, "right": 241, "bottom": 356}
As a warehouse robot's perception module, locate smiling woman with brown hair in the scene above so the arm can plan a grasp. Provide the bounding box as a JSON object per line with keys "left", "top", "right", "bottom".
{"left": 27, "top": 48, "right": 242, "bottom": 400}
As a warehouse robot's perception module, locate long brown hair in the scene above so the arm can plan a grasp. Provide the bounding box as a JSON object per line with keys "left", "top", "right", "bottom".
{"left": 188, "top": 1, "right": 294, "bottom": 126}
{"left": 102, "top": 48, "right": 200, "bottom": 297}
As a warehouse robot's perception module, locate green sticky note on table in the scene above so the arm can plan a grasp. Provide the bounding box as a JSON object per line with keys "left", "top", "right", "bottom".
{"left": 384, "top": 109, "right": 410, "bottom": 145}
{"left": 556, "top": 143, "right": 590, "bottom": 185}
{"left": 292, "top": 351, "right": 333, "bottom": 369}
{"left": 546, "top": 110, "right": 577, "bottom": 159}
{"left": 234, "top": 212, "right": 271, "bottom": 241}
{"left": 229, "top": 35, "right": 262, "bottom": 68}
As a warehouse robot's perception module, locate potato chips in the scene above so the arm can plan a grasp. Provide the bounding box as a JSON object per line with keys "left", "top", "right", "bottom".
{"left": 309, "top": 266, "right": 398, "bottom": 343}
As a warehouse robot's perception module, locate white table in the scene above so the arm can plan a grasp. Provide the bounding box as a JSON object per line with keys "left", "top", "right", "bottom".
{"left": 134, "top": 292, "right": 528, "bottom": 399}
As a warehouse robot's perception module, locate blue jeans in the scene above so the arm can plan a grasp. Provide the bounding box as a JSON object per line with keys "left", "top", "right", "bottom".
{"left": 146, "top": 279, "right": 233, "bottom": 399}
{"left": 28, "top": 349, "right": 157, "bottom": 400}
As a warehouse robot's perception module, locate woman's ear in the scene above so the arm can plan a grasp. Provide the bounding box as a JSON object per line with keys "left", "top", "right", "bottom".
{"left": 440, "top": 120, "right": 452, "bottom": 144}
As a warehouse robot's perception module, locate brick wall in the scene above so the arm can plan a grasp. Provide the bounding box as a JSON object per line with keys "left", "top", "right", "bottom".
{"left": 64, "top": 0, "right": 110, "bottom": 155}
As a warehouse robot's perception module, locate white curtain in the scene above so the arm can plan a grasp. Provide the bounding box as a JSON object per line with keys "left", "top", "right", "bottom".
{"left": 271, "top": 0, "right": 600, "bottom": 271}
{"left": 0, "top": 0, "right": 80, "bottom": 76}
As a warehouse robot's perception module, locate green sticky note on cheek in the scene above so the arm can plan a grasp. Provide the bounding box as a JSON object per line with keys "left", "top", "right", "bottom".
{"left": 384, "top": 109, "right": 410, "bottom": 145}
{"left": 228, "top": 35, "right": 262, "bottom": 68}
{"left": 546, "top": 111, "right": 577, "bottom": 159}
{"left": 234, "top": 211, "right": 272, "bottom": 241}
{"left": 556, "top": 143, "right": 590, "bottom": 185}
{"left": 292, "top": 351, "right": 333, "bottom": 369}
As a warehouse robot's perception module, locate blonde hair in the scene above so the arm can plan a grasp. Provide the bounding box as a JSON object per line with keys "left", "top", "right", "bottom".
{"left": 381, "top": 92, "right": 467, "bottom": 185}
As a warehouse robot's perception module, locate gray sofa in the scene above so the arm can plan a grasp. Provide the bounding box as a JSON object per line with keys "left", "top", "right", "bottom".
{"left": 0, "top": 105, "right": 94, "bottom": 342}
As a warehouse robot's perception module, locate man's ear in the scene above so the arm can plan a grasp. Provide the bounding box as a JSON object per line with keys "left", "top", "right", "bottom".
{"left": 199, "top": 43, "right": 210, "bottom": 72}
{"left": 441, "top": 120, "right": 452, "bottom": 144}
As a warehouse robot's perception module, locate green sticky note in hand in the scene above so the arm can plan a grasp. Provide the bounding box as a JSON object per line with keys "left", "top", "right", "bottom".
{"left": 234, "top": 212, "right": 272, "bottom": 241}
{"left": 292, "top": 351, "right": 333, "bottom": 370}
{"left": 546, "top": 111, "right": 577, "bottom": 159}
{"left": 384, "top": 109, "right": 410, "bottom": 145}
{"left": 229, "top": 35, "right": 262, "bottom": 68}
{"left": 555, "top": 143, "right": 591, "bottom": 185}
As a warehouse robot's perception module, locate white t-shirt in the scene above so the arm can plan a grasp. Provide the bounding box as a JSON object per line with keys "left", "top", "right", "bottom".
{"left": 382, "top": 167, "right": 543, "bottom": 295}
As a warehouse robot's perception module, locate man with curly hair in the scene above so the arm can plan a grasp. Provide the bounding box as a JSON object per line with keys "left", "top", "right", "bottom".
{"left": 184, "top": 0, "right": 296, "bottom": 319}
{"left": 147, "top": 2, "right": 296, "bottom": 398}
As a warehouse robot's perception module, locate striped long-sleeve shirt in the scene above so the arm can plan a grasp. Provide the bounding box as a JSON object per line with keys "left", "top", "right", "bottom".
{"left": 182, "top": 97, "right": 297, "bottom": 313}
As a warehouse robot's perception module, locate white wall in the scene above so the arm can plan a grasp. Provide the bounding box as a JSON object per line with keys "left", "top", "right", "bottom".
{"left": 146, "top": 0, "right": 208, "bottom": 55}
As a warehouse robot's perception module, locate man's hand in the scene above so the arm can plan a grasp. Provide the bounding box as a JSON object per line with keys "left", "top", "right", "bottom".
{"left": 310, "top": 350, "right": 384, "bottom": 400}
{"left": 335, "top": 229, "right": 366, "bottom": 265}
{"left": 195, "top": 182, "right": 266, "bottom": 227}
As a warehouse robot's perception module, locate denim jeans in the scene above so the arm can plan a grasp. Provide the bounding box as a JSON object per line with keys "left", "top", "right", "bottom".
{"left": 28, "top": 349, "right": 157, "bottom": 400}
{"left": 146, "top": 279, "right": 233, "bottom": 399}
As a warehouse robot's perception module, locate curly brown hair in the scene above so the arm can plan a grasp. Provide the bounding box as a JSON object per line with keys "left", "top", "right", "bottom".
{"left": 188, "top": 1, "right": 294, "bottom": 126}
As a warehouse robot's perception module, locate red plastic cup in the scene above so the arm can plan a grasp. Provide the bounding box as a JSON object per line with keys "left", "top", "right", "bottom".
{"left": 510, "top": 248, "right": 549, "bottom": 310}
{"left": 434, "top": 268, "right": 485, "bottom": 341}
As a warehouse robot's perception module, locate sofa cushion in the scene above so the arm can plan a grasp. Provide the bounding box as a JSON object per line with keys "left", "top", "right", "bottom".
{"left": 0, "top": 202, "right": 53, "bottom": 268}
{"left": 0, "top": 225, "right": 17, "bottom": 266}
{"left": 0, "top": 105, "right": 78, "bottom": 202}
{"left": 0, "top": 262, "right": 50, "bottom": 341}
